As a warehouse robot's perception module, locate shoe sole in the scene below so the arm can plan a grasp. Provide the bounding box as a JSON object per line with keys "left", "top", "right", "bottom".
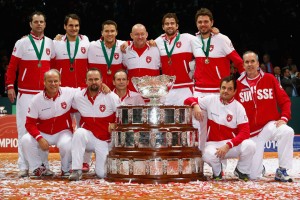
{"left": 234, "top": 171, "right": 249, "bottom": 181}
{"left": 275, "top": 177, "right": 293, "bottom": 182}
{"left": 69, "top": 174, "right": 82, "bottom": 181}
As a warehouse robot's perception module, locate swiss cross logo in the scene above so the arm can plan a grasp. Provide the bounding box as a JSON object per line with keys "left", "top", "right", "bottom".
{"left": 46, "top": 48, "right": 50, "bottom": 55}
{"left": 81, "top": 47, "right": 86, "bottom": 54}
{"left": 100, "top": 105, "right": 106, "bottom": 112}
{"left": 176, "top": 41, "right": 181, "bottom": 48}
{"left": 146, "top": 56, "right": 151, "bottom": 63}
{"left": 61, "top": 102, "right": 67, "bottom": 109}
{"left": 114, "top": 53, "right": 119, "bottom": 60}
{"left": 226, "top": 114, "right": 233, "bottom": 122}
{"left": 209, "top": 45, "right": 214, "bottom": 52}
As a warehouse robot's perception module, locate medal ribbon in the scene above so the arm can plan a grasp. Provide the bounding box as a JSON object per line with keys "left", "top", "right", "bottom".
{"left": 101, "top": 41, "right": 116, "bottom": 71}
{"left": 28, "top": 34, "right": 45, "bottom": 64}
{"left": 163, "top": 32, "right": 180, "bottom": 59}
{"left": 200, "top": 35, "right": 211, "bottom": 59}
{"left": 67, "top": 36, "right": 79, "bottom": 65}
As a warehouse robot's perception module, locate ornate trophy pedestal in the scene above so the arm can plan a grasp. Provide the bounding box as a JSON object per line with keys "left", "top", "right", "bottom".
{"left": 106, "top": 76, "right": 205, "bottom": 183}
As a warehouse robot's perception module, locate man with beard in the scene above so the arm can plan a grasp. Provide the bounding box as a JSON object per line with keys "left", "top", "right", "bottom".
{"left": 191, "top": 8, "right": 244, "bottom": 153}
{"left": 69, "top": 68, "right": 120, "bottom": 181}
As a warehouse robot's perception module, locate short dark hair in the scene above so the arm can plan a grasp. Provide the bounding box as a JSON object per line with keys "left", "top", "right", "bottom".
{"left": 162, "top": 13, "right": 179, "bottom": 25}
{"left": 195, "top": 8, "right": 213, "bottom": 22}
{"left": 87, "top": 68, "right": 102, "bottom": 79}
{"left": 29, "top": 11, "right": 46, "bottom": 23}
{"left": 102, "top": 20, "right": 118, "bottom": 31}
{"left": 220, "top": 75, "right": 237, "bottom": 90}
{"left": 64, "top": 13, "right": 81, "bottom": 26}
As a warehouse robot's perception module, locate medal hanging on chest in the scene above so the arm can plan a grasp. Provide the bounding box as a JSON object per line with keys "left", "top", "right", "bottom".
{"left": 101, "top": 41, "right": 116, "bottom": 75}
{"left": 200, "top": 35, "right": 211, "bottom": 65}
{"left": 205, "top": 58, "right": 210, "bottom": 64}
{"left": 168, "top": 58, "right": 172, "bottom": 65}
{"left": 67, "top": 36, "right": 79, "bottom": 72}
{"left": 164, "top": 33, "right": 180, "bottom": 66}
{"left": 28, "top": 34, "right": 45, "bottom": 68}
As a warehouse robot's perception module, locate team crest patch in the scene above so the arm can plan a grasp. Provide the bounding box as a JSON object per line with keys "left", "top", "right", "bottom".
{"left": 209, "top": 45, "right": 214, "bottom": 52}
{"left": 81, "top": 47, "right": 86, "bottom": 54}
{"left": 146, "top": 56, "right": 152, "bottom": 63}
{"left": 176, "top": 41, "right": 181, "bottom": 48}
{"left": 61, "top": 102, "right": 67, "bottom": 109}
{"left": 100, "top": 105, "right": 106, "bottom": 112}
{"left": 46, "top": 48, "right": 50, "bottom": 55}
{"left": 114, "top": 53, "right": 119, "bottom": 60}
{"left": 226, "top": 114, "right": 233, "bottom": 122}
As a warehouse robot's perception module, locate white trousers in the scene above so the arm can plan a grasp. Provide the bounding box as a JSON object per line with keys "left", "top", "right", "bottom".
{"left": 250, "top": 121, "right": 294, "bottom": 180}
{"left": 16, "top": 93, "right": 48, "bottom": 170}
{"left": 21, "top": 129, "right": 72, "bottom": 172}
{"left": 71, "top": 112, "right": 92, "bottom": 164}
{"left": 202, "top": 139, "right": 256, "bottom": 176}
{"left": 71, "top": 128, "right": 111, "bottom": 178}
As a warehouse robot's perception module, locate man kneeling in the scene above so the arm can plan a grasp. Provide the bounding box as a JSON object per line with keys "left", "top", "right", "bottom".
{"left": 184, "top": 76, "right": 255, "bottom": 181}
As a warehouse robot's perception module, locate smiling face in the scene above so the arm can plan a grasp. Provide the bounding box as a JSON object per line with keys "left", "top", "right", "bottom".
{"left": 196, "top": 15, "right": 213, "bottom": 37}
{"left": 86, "top": 69, "right": 102, "bottom": 92}
{"left": 243, "top": 52, "right": 260, "bottom": 79}
{"left": 64, "top": 18, "right": 80, "bottom": 40}
{"left": 162, "top": 17, "right": 178, "bottom": 37}
{"left": 44, "top": 70, "right": 61, "bottom": 97}
{"left": 102, "top": 24, "right": 117, "bottom": 46}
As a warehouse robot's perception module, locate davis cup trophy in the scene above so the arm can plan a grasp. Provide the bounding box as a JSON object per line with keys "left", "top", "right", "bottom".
{"left": 106, "top": 75, "right": 205, "bottom": 183}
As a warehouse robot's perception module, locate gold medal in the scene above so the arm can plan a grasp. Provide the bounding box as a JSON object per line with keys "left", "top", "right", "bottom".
{"left": 205, "top": 58, "right": 210, "bottom": 64}
{"left": 168, "top": 58, "right": 172, "bottom": 65}
{"left": 38, "top": 61, "right": 42, "bottom": 67}
{"left": 70, "top": 64, "right": 74, "bottom": 72}
{"left": 107, "top": 69, "right": 112, "bottom": 75}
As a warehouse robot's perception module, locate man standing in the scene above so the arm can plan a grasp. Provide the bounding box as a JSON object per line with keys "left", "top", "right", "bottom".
{"left": 185, "top": 76, "right": 255, "bottom": 181}
{"left": 5, "top": 11, "right": 55, "bottom": 177}
{"left": 53, "top": 13, "right": 92, "bottom": 172}
{"left": 155, "top": 13, "right": 196, "bottom": 105}
{"left": 88, "top": 20, "right": 125, "bottom": 90}
{"left": 191, "top": 8, "right": 244, "bottom": 152}
{"left": 236, "top": 51, "right": 294, "bottom": 182}
{"left": 112, "top": 69, "right": 145, "bottom": 105}
{"left": 69, "top": 68, "right": 120, "bottom": 181}
{"left": 21, "top": 69, "right": 73, "bottom": 178}
{"left": 123, "top": 23, "right": 161, "bottom": 93}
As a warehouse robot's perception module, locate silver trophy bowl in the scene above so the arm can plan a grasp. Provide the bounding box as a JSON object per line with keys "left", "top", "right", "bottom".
{"left": 132, "top": 75, "right": 176, "bottom": 105}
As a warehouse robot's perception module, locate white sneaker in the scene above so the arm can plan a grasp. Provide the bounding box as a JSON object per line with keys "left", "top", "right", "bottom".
{"left": 44, "top": 169, "right": 54, "bottom": 176}
{"left": 18, "top": 170, "right": 29, "bottom": 178}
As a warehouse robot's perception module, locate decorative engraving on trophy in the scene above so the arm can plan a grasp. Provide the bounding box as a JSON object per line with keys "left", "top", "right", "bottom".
{"left": 182, "top": 158, "right": 192, "bottom": 174}
{"left": 191, "top": 158, "right": 196, "bottom": 173}
{"left": 159, "top": 108, "right": 164, "bottom": 124}
{"left": 120, "top": 159, "right": 130, "bottom": 175}
{"left": 142, "top": 108, "right": 147, "bottom": 123}
{"left": 112, "top": 131, "right": 118, "bottom": 147}
{"left": 116, "top": 159, "right": 121, "bottom": 174}
{"left": 129, "top": 159, "right": 134, "bottom": 175}
{"left": 110, "top": 159, "right": 118, "bottom": 174}
{"left": 133, "top": 159, "right": 146, "bottom": 175}
{"left": 132, "top": 108, "right": 143, "bottom": 124}
{"left": 150, "top": 158, "right": 163, "bottom": 175}
{"left": 165, "top": 108, "right": 175, "bottom": 124}
{"left": 150, "top": 130, "right": 157, "bottom": 147}
{"left": 148, "top": 107, "right": 160, "bottom": 125}
{"left": 139, "top": 131, "right": 150, "bottom": 148}
{"left": 145, "top": 160, "right": 150, "bottom": 175}
{"left": 121, "top": 109, "right": 128, "bottom": 124}
{"left": 178, "top": 159, "right": 183, "bottom": 174}
{"left": 125, "top": 131, "right": 134, "bottom": 147}
{"left": 166, "top": 131, "right": 172, "bottom": 147}
{"left": 172, "top": 132, "right": 181, "bottom": 147}
{"left": 121, "top": 132, "right": 126, "bottom": 147}
{"left": 167, "top": 158, "right": 179, "bottom": 175}
{"left": 181, "top": 131, "right": 187, "bottom": 146}
{"left": 128, "top": 109, "right": 133, "bottom": 123}
{"left": 175, "top": 109, "right": 180, "bottom": 124}
{"left": 195, "top": 157, "right": 203, "bottom": 173}
{"left": 134, "top": 132, "right": 140, "bottom": 147}
{"left": 107, "top": 158, "right": 111, "bottom": 173}
{"left": 163, "top": 159, "right": 168, "bottom": 174}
